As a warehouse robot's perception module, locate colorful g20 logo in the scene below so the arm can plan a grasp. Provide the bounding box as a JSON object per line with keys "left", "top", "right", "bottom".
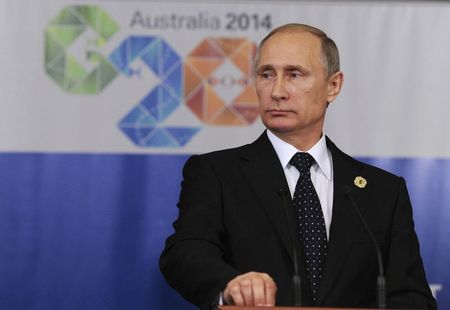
{"left": 44, "top": 6, "right": 119, "bottom": 94}
{"left": 44, "top": 5, "right": 259, "bottom": 147}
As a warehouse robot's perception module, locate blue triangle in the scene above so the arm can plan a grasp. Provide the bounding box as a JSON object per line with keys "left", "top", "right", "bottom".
{"left": 165, "top": 127, "right": 201, "bottom": 146}
{"left": 140, "top": 86, "right": 180, "bottom": 122}
{"left": 163, "top": 63, "right": 182, "bottom": 99}
{"left": 119, "top": 105, "right": 156, "bottom": 126}
{"left": 129, "top": 36, "right": 156, "bottom": 61}
{"left": 140, "top": 38, "right": 161, "bottom": 77}
{"left": 120, "top": 126, "right": 156, "bottom": 146}
{"left": 160, "top": 40, "right": 181, "bottom": 76}
{"left": 145, "top": 128, "right": 177, "bottom": 147}
{"left": 108, "top": 39, "right": 131, "bottom": 75}
{"left": 158, "top": 87, "right": 180, "bottom": 120}
{"left": 140, "top": 87, "right": 159, "bottom": 119}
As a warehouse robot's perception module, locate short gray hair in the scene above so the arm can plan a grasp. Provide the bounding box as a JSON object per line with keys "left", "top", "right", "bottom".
{"left": 255, "top": 23, "right": 340, "bottom": 78}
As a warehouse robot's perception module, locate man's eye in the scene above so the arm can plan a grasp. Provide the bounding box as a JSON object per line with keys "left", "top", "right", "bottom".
{"left": 289, "top": 72, "right": 302, "bottom": 78}
{"left": 259, "top": 71, "right": 274, "bottom": 79}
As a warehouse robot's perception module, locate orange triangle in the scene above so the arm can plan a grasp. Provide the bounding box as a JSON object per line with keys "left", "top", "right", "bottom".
{"left": 230, "top": 41, "right": 256, "bottom": 76}
{"left": 211, "top": 107, "right": 246, "bottom": 125}
{"left": 204, "top": 85, "right": 226, "bottom": 119}
{"left": 214, "top": 38, "right": 246, "bottom": 57}
{"left": 233, "top": 106, "right": 260, "bottom": 124}
{"left": 233, "top": 85, "right": 258, "bottom": 105}
{"left": 186, "top": 85, "right": 205, "bottom": 121}
{"left": 189, "top": 39, "right": 225, "bottom": 58}
{"left": 183, "top": 63, "right": 203, "bottom": 98}
{"left": 185, "top": 58, "right": 223, "bottom": 79}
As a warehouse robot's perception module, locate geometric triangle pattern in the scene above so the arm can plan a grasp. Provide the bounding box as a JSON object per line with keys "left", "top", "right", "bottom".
{"left": 184, "top": 37, "right": 259, "bottom": 125}
{"left": 118, "top": 104, "right": 200, "bottom": 147}
{"left": 44, "top": 5, "right": 120, "bottom": 94}
{"left": 44, "top": 5, "right": 260, "bottom": 148}
{"left": 109, "top": 35, "right": 182, "bottom": 100}
{"left": 111, "top": 35, "right": 199, "bottom": 147}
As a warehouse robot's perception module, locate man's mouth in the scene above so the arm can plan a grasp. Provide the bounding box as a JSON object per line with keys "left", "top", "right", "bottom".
{"left": 267, "top": 109, "right": 293, "bottom": 115}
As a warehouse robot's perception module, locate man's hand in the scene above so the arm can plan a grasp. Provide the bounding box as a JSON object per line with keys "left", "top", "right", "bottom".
{"left": 223, "top": 272, "right": 277, "bottom": 306}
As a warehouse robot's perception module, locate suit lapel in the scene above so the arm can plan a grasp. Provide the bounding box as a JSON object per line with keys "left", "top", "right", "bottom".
{"left": 239, "top": 132, "right": 303, "bottom": 271}
{"left": 316, "top": 137, "right": 371, "bottom": 305}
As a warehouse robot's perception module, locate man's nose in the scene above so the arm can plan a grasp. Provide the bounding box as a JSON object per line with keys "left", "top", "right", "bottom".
{"left": 271, "top": 77, "right": 288, "bottom": 101}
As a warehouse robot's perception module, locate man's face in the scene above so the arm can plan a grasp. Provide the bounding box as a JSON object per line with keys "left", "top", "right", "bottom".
{"left": 255, "top": 31, "right": 340, "bottom": 139}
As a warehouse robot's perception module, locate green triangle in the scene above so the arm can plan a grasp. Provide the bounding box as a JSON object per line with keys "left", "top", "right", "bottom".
{"left": 44, "top": 31, "right": 65, "bottom": 64}
{"left": 65, "top": 55, "right": 88, "bottom": 82}
{"left": 72, "top": 69, "right": 98, "bottom": 94}
{"left": 94, "top": 10, "right": 120, "bottom": 40}
{"left": 49, "top": 7, "right": 85, "bottom": 27}
{"left": 96, "top": 57, "right": 118, "bottom": 90}
{"left": 45, "top": 53, "right": 65, "bottom": 76}
{"left": 76, "top": 6, "right": 119, "bottom": 41}
{"left": 46, "top": 25, "right": 85, "bottom": 47}
{"left": 46, "top": 57, "right": 66, "bottom": 89}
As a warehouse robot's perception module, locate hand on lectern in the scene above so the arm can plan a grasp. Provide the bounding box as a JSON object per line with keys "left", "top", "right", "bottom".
{"left": 223, "top": 271, "right": 277, "bottom": 307}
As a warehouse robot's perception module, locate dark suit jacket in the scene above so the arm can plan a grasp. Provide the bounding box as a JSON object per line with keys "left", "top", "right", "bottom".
{"left": 160, "top": 132, "right": 436, "bottom": 309}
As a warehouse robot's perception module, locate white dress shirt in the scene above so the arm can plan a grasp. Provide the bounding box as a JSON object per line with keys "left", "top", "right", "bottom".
{"left": 267, "top": 130, "right": 334, "bottom": 239}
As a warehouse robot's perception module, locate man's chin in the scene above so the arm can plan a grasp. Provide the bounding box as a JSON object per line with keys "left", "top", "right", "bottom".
{"left": 266, "top": 126, "right": 295, "bottom": 134}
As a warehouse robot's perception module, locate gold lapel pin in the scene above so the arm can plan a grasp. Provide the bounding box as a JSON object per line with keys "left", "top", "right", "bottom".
{"left": 354, "top": 176, "right": 367, "bottom": 189}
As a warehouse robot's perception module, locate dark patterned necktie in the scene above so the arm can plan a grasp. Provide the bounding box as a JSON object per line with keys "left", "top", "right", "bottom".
{"left": 289, "top": 152, "right": 328, "bottom": 301}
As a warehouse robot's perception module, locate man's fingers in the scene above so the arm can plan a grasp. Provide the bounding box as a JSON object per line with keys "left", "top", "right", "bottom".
{"left": 251, "top": 277, "right": 266, "bottom": 306}
{"left": 239, "top": 278, "right": 254, "bottom": 305}
{"left": 227, "top": 282, "right": 244, "bottom": 306}
{"left": 223, "top": 272, "right": 277, "bottom": 306}
{"left": 264, "top": 276, "right": 278, "bottom": 306}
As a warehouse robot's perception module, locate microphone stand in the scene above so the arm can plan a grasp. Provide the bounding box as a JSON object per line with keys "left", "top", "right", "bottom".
{"left": 279, "top": 189, "right": 302, "bottom": 307}
{"left": 343, "top": 186, "right": 386, "bottom": 309}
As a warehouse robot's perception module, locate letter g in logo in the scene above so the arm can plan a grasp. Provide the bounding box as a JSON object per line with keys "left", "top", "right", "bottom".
{"left": 44, "top": 6, "right": 119, "bottom": 94}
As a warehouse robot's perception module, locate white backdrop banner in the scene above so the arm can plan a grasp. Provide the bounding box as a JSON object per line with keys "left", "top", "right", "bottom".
{"left": 0, "top": 1, "right": 449, "bottom": 309}
{"left": 1, "top": 0, "right": 449, "bottom": 156}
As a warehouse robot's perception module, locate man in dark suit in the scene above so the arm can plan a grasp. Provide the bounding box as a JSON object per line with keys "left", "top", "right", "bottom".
{"left": 160, "top": 23, "right": 436, "bottom": 309}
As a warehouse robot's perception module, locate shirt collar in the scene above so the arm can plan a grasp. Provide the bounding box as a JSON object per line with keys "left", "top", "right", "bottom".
{"left": 267, "top": 130, "right": 332, "bottom": 181}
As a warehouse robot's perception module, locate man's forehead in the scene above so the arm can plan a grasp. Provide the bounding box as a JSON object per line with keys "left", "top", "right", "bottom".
{"left": 257, "top": 31, "right": 322, "bottom": 67}
{"left": 261, "top": 30, "right": 321, "bottom": 50}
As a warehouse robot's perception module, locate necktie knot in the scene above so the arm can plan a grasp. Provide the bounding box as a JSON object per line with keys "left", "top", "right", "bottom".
{"left": 289, "top": 152, "right": 315, "bottom": 173}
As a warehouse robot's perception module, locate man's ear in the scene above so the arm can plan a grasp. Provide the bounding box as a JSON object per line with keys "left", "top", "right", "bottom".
{"left": 326, "top": 71, "right": 344, "bottom": 104}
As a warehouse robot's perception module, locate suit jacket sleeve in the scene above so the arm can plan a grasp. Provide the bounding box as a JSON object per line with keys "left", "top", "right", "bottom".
{"left": 385, "top": 177, "right": 436, "bottom": 309}
{"left": 159, "top": 155, "right": 240, "bottom": 309}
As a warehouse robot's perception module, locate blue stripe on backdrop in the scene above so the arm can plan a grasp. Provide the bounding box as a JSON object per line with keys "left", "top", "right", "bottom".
{"left": 0, "top": 154, "right": 448, "bottom": 309}
{"left": 359, "top": 157, "right": 450, "bottom": 309}
{"left": 0, "top": 153, "right": 194, "bottom": 310}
